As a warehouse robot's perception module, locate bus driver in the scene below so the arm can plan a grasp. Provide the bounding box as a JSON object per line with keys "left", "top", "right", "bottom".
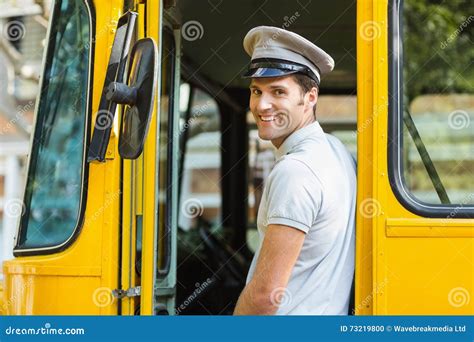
{"left": 234, "top": 26, "right": 356, "bottom": 315}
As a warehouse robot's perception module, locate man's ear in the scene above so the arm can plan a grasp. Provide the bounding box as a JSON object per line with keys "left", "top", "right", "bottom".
{"left": 306, "top": 87, "right": 318, "bottom": 112}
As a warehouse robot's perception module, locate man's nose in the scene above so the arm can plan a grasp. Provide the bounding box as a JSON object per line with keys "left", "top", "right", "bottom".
{"left": 256, "top": 93, "right": 273, "bottom": 113}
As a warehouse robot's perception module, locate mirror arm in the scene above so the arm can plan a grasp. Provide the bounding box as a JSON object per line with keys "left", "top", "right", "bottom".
{"left": 106, "top": 82, "right": 138, "bottom": 106}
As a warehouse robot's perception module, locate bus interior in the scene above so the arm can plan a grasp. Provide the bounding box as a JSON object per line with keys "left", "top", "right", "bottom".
{"left": 169, "top": 0, "right": 357, "bottom": 315}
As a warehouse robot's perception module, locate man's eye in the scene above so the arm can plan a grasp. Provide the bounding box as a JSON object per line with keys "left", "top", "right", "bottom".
{"left": 274, "top": 89, "right": 285, "bottom": 96}
{"left": 251, "top": 89, "right": 261, "bottom": 95}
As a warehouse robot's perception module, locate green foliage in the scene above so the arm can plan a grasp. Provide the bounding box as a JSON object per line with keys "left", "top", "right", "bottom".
{"left": 403, "top": 0, "right": 474, "bottom": 100}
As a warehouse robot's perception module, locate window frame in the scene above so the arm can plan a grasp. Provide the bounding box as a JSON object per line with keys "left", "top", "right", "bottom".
{"left": 388, "top": 0, "right": 474, "bottom": 218}
{"left": 13, "top": 0, "right": 95, "bottom": 255}
{"left": 155, "top": 26, "right": 178, "bottom": 277}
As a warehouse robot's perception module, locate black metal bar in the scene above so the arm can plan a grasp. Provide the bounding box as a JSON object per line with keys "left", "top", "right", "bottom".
{"left": 403, "top": 109, "right": 451, "bottom": 204}
{"left": 87, "top": 11, "right": 137, "bottom": 162}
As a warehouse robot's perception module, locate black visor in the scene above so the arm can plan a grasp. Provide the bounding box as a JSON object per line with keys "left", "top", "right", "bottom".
{"left": 242, "top": 59, "right": 320, "bottom": 85}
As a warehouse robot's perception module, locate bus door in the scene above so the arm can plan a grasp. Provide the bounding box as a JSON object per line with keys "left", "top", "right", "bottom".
{"left": 87, "top": 1, "right": 179, "bottom": 315}
{"left": 356, "top": 0, "right": 474, "bottom": 314}
{"left": 124, "top": 2, "right": 180, "bottom": 315}
{"left": 138, "top": 3, "right": 181, "bottom": 315}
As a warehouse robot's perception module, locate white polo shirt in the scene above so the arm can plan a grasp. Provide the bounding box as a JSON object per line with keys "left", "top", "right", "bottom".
{"left": 246, "top": 121, "right": 356, "bottom": 315}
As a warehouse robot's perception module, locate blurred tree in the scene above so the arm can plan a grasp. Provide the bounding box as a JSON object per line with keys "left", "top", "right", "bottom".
{"left": 403, "top": 0, "right": 474, "bottom": 100}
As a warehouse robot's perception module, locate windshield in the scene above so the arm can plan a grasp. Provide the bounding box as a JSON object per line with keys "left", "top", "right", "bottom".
{"left": 15, "top": 0, "right": 92, "bottom": 252}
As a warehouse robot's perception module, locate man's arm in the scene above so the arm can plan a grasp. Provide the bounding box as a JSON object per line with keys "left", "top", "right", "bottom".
{"left": 234, "top": 224, "right": 305, "bottom": 315}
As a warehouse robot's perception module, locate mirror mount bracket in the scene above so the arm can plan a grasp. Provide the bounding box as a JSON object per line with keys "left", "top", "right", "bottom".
{"left": 106, "top": 82, "right": 138, "bottom": 106}
{"left": 87, "top": 11, "right": 137, "bottom": 163}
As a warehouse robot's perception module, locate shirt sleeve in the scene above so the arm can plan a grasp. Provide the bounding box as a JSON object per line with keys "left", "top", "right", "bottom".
{"left": 264, "top": 158, "right": 323, "bottom": 234}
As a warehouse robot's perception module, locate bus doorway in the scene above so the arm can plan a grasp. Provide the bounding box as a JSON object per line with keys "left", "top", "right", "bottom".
{"left": 172, "top": 0, "right": 357, "bottom": 314}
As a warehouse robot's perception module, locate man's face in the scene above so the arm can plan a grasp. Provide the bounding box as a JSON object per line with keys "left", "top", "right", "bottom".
{"left": 249, "top": 76, "right": 317, "bottom": 148}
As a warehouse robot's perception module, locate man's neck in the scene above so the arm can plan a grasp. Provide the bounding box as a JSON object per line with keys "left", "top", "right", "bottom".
{"left": 271, "top": 117, "right": 316, "bottom": 148}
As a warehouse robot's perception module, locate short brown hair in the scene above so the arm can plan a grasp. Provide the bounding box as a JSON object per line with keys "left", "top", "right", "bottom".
{"left": 292, "top": 73, "right": 319, "bottom": 116}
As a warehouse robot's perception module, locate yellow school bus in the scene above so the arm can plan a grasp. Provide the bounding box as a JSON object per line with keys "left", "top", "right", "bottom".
{"left": 1, "top": 0, "right": 472, "bottom": 315}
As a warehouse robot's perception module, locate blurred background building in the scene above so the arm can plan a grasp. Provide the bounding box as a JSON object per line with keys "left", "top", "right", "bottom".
{"left": 0, "top": 0, "right": 51, "bottom": 269}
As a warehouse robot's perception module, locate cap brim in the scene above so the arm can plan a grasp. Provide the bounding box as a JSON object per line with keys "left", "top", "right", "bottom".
{"left": 242, "top": 67, "right": 299, "bottom": 79}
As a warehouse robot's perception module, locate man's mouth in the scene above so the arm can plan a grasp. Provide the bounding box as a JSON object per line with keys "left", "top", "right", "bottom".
{"left": 259, "top": 115, "right": 275, "bottom": 122}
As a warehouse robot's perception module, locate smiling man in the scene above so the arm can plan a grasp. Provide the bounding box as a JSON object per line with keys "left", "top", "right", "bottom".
{"left": 234, "top": 26, "right": 356, "bottom": 315}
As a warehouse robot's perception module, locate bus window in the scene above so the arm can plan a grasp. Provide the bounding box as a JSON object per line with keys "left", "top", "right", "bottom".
{"left": 389, "top": 0, "right": 474, "bottom": 216}
{"left": 156, "top": 29, "right": 176, "bottom": 275}
{"left": 403, "top": 95, "right": 473, "bottom": 205}
{"left": 14, "top": 0, "right": 92, "bottom": 252}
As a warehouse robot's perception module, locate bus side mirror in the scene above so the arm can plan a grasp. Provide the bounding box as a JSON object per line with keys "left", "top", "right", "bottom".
{"left": 87, "top": 11, "right": 137, "bottom": 163}
{"left": 108, "top": 38, "right": 158, "bottom": 159}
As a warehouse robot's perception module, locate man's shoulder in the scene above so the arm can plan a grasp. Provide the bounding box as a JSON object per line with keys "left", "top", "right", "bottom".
{"left": 268, "top": 156, "right": 324, "bottom": 191}
{"left": 272, "top": 156, "right": 314, "bottom": 176}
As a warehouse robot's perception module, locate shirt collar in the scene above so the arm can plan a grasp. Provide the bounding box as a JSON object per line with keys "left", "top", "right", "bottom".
{"left": 275, "top": 121, "right": 324, "bottom": 159}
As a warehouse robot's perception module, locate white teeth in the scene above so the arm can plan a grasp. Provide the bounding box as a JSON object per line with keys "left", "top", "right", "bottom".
{"left": 259, "top": 116, "right": 274, "bottom": 122}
